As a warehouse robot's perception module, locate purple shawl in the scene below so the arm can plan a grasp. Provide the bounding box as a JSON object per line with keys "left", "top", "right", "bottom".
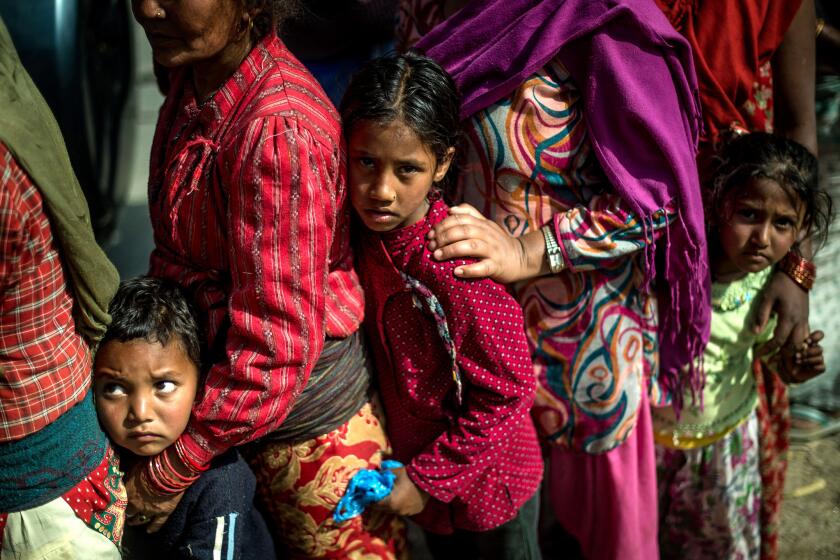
{"left": 416, "top": 0, "right": 711, "bottom": 406}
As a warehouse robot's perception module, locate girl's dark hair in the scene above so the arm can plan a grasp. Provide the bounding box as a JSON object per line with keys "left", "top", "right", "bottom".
{"left": 101, "top": 276, "right": 202, "bottom": 369}
{"left": 711, "top": 132, "right": 833, "bottom": 250}
{"left": 339, "top": 51, "right": 462, "bottom": 191}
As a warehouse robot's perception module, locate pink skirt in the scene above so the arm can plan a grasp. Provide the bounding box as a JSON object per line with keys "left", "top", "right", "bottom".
{"left": 548, "top": 389, "right": 658, "bottom": 560}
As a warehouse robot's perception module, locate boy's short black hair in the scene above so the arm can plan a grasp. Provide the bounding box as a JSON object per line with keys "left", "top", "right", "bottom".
{"left": 101, "top": 276, "right": 202, "bottom": 368}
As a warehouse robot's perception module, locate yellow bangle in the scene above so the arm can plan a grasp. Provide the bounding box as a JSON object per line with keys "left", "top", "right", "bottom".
{"left": 817, "top": 18, "right": 826, "bottom": 38}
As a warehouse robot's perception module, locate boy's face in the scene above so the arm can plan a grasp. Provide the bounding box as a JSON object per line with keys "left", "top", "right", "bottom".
{"left": 94, "top": 338, "right": 199, "bottom": 456}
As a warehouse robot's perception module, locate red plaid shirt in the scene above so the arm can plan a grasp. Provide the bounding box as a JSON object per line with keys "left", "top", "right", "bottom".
{"left": 0, "top": 143, "right": 91, "bottom": 442}
{"left": 148, "top": 36, "right": 364, "bottom": 468}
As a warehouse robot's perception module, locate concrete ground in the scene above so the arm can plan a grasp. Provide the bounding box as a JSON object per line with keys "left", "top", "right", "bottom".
{"left": 781, "top": 435, "right": 840, "bottom": 559}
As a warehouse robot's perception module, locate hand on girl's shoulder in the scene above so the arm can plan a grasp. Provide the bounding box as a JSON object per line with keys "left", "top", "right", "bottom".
{"left": 426, "top": 204, "right": 532, "bottom": 284}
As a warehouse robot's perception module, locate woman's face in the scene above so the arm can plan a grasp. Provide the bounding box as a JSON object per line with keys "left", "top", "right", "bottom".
{"left": 132, "top": 0, "right": 243, "bottom": 68}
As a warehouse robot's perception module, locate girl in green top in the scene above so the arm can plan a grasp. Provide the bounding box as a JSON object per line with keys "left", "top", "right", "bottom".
{"left": 654, "top": 132, "right": 832, "bottom": 559}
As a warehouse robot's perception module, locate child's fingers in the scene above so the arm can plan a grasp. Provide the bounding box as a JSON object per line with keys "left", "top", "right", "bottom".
{"left": 797, "top": 343, "right": 823, "bottom": 356}
{"left": 807, "top": 330, "right": 825, "bottom": 344}
{"left": 796, "top": 354, "right": 824, "bottom": 367}
{"left": 803, "top": 363, "right": 826, "bottom": 375}
{"left": 795, "top": 345, "right": 823, "bottom": 362}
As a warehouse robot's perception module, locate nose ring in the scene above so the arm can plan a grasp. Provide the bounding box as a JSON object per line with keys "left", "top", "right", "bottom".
{"left": 155, "top": 9, "right": 164, "bottom": 18}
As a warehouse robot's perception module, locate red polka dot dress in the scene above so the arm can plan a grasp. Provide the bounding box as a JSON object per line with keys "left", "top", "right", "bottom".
{"left": 358, "top": 193, "right": 543, "bottom": 534}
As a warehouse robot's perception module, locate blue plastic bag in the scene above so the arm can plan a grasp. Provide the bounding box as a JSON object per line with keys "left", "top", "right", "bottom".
{"left": 332, "top": 460, "right": 403, "bottom": 523}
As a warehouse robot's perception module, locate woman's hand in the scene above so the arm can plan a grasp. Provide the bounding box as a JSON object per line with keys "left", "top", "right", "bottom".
{"left": 426, "top": 204, "right": 547, "bottom": 283}
{"left": 374, "top": 468, "right": 428, "bottom": 517}
{"left": 779, "top": 330, "right": 826, "bottom": 384}
{"left": 124, "top": 461, "right": 185, "bottom": 533}
{"left": 753, "top": 270, "right": 810, "bottom": 357}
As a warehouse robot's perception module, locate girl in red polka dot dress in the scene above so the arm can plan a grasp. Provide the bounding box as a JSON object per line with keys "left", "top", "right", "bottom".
{"left": 340, "top": 52, "right": 543, "bottom": 558}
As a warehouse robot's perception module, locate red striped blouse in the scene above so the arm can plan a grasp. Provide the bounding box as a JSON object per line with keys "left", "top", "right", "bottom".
{"left": 147, "top": 36, "right": 363, "bottom": 467}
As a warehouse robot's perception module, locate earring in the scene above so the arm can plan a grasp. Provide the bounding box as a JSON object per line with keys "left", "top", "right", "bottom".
{"left": 155, "top": 8, "right": 164, "bottom": 18}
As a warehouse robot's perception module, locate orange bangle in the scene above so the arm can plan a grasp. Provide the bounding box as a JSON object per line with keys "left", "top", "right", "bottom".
{"left": 778, "top": 251, "right": 816, "bottom": 291}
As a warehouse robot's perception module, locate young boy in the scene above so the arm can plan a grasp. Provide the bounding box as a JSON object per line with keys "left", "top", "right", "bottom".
{"left": 93, "top": 276, "right": 275, "bottom": 559}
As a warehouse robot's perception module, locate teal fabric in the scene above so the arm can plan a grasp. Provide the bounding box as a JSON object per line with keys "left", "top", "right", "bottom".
{"left": 0, "top": 391, "right": 107, "bottom": 511}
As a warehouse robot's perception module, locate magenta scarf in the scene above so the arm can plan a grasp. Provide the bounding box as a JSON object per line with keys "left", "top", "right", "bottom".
{"left": 417, "top": 0, "right": 711, "bottom": 406}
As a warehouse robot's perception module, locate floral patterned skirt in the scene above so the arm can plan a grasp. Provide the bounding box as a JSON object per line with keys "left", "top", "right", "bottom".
{"left": 656, "top": 409, "right": 762, "bottom": 560}
{"left": 243, "top": 399, "right": 406, "bottom": 559}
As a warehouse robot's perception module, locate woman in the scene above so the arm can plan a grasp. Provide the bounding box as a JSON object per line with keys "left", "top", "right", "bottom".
{"left": 0, "top": 17, "right": 124, "bottom": 557}
{"left": 400, "top": 0, "right": 709, "bottom": 558}
{"left": 126, "top": 1, "right": 403, "bottom": 557}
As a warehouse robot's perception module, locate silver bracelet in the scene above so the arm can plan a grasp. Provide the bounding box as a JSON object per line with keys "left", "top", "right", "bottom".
{"left": 542, "top": 224, "right": 566, "bottom": 274}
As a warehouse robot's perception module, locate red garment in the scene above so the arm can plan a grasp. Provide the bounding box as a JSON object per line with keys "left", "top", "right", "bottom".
{"left": 358, "top": 196, "right": 543, "bottom": 534}
{"left": 655, "top": 0, "right": 802, "bottom": 150}
{"left": 0, "top": 447, "right": 126, "bottom": 550}
{"left": 0, "top": 143, "right": 91, "bottom": 442}
{"left": 244, "top": 401, "right": 405, "bottom": 558}
{"left": 753, "top": 359, "right": 790, "bottom": 560}
{"left": 147, "top": 35, "right": 363, "bottom": 468}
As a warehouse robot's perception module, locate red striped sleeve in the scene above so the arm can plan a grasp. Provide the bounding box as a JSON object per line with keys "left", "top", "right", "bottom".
{"left": 178, "top": 117, "right": 336, "bottom": 464}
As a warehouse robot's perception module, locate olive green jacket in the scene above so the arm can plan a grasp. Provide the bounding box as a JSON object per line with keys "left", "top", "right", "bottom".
{"left": 0, "top": 18, "right": 118, "bottom": 342}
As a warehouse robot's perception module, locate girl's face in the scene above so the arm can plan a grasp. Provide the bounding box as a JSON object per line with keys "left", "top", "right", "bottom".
{"left": 131, "top": 0, "right": 243, "bottom": 68}
{"left": 716, "top": 176, "right": 804, "bottom": 277}
{"left": 94, "top": 338, "right": 199, "bottom": 456}
{"left": 348, "top": 119, "right": 453, "bottom": 233}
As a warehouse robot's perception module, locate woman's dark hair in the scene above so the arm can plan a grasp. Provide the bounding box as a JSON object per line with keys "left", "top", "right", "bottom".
{"left": 101, "top": 276, "right": 202, "bottom": 369}
{"left": 711, "top": 132, "right": 833, "bottom": 251}
{"left": 339, "top": 51, "right": 462, "bottom": 191}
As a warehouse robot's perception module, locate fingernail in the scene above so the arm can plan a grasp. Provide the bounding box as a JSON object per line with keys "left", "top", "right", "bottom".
{"left": 428, "top": 240, "right": 437, "bottom": 250}
{"left": 454, "top": 268, "right": 463, "bottom": 276}
{"left": 434, "top": 249, "right": 443, "bottom": 259}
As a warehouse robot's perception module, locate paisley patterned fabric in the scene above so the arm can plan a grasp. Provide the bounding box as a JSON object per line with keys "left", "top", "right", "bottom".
{"left": 458, "top": 58, "right": 672, "bottom": 454}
